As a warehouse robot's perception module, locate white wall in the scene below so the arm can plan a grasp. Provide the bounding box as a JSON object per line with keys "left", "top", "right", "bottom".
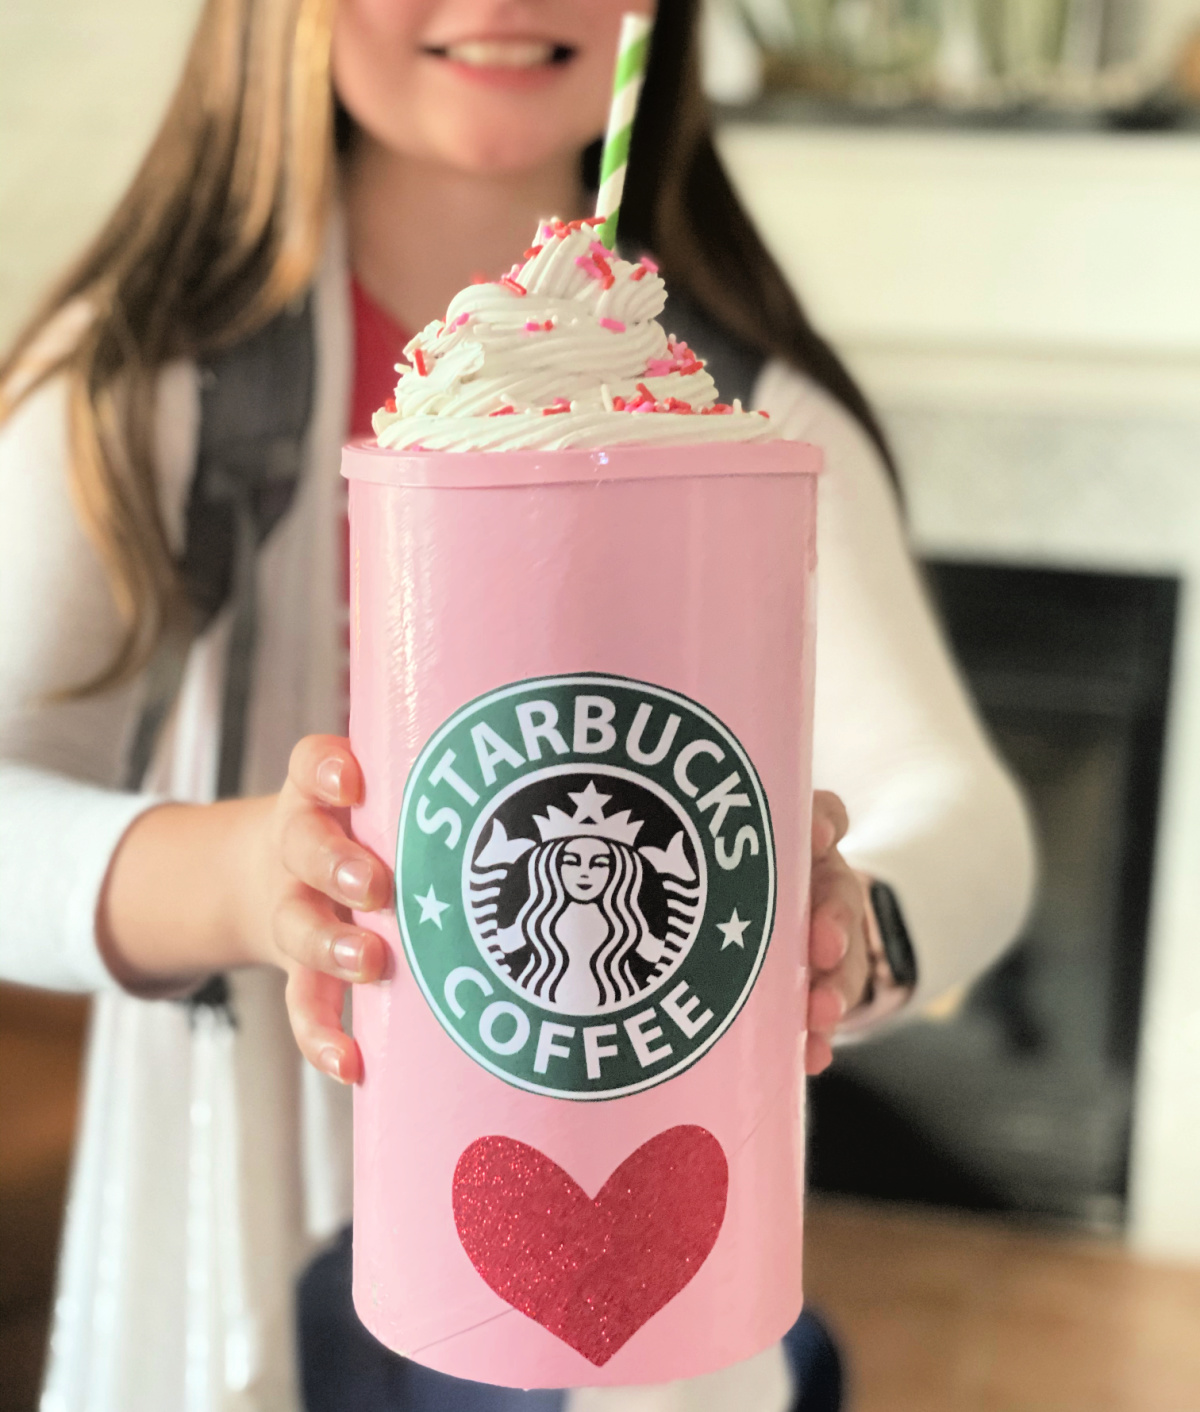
{"left": 719, "top": 122, "right": 1200, "bottom": 1262}
{"left": 0, "top": 0, "right": 201, "bottom": 348}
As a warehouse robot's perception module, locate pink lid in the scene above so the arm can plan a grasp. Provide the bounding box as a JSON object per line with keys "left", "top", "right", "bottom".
{"left": 341, "top": 438, "right": 821, "bottom": 490}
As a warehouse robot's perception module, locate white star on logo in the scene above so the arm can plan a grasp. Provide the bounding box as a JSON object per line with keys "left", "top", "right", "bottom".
{"left": 716, "top": 908, "right": 752, "bottom": 950}
{"left": 414, "top": 884, "right": 451, "bottom": 929}
{"left": 568, "top": 780, "right": 612, "bottom": 823}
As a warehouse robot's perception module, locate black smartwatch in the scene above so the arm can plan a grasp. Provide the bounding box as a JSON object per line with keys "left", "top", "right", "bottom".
{"left": 868, "top": 879, "right": 918, "bottom": 991}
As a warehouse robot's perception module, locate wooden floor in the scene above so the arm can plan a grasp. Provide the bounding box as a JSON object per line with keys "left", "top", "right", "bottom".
{"left": 805, "top": 1197, "right": 1200, "bottom": 1412}
{"left": 3, "top": 983, "right": 1200, "bottom": 1412}
{"left": 0, "top": 986, "right": 88, "bottom": 1412}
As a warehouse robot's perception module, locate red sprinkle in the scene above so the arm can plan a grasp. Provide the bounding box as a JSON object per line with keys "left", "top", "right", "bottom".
{"left": 471, "top": 271, "right": 488, "bottom": 284}
{"left": 612, "top": 395, "right": 626, "bottom": 411}
{"left": 758, "top": 409, "right": 770, "bottom": 418}
{"left": 490, "top": 405, "right": 516, "bottom": 417}
{"left": 598, "top": 317, "right": 625, "bottom": 333}
{"left": 523, "top": 245, "right": 544, "bottom": 259}
{"left": 630, "top": 266, "right": 647, "bottom": 281}
{"left": 637, "top": 383, "right": 655, "bottom": 401}
{"left": 583, "top": 215, "right": 607, "bottom": 227}
{"left": 500, "top": 276, "right": 527, "bottom": 296}
{"left": 384, "top": 396, "right": 397, "bottom": 413}
{"left": 413, "top": 348, "right": 429, "bottom": 377}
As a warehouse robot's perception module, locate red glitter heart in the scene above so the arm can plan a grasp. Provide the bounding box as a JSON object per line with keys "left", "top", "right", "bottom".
{"left": 452, "top": 1126, "right": 728, "bottom": 1366}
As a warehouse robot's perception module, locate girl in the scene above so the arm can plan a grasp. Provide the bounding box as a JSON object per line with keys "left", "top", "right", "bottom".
{"left": 0, "top": 0, "right": 1034, "bottom": 1408}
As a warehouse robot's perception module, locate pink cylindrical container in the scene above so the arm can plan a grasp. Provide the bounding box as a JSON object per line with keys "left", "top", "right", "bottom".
{"left": 345, "top": 440, "right": 820, "bottom": 1388}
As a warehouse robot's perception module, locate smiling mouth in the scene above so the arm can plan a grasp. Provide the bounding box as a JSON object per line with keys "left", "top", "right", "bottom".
{"left": 422, "top": 39, "right": 576, "bottom": 69}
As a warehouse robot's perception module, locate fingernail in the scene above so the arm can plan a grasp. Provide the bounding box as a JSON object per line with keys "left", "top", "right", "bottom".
{"left": 335, "top": 858, "right": 372, "bottom": 905}
{"left": 332, "top": 936, "right": 363, "bottom": 974}
{"left": 316, "top": 757, "right": 344, "bottom": 801}
{"left": 319, "top": 1045, "right": 346, "bottom": 1082}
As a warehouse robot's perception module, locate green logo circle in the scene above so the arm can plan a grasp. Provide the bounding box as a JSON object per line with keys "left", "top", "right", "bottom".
{"left": 396, "top": 674, "right": 775, "bottom": 1100}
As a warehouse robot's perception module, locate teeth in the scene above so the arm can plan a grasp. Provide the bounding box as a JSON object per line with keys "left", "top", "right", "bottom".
{"left": 442, "top": 40, "right": 557, "bottom": 68}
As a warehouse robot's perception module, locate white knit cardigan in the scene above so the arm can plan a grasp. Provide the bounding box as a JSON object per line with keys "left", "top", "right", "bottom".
{"left": 0, "top": 219, "right": 1035, "bottom": 1412}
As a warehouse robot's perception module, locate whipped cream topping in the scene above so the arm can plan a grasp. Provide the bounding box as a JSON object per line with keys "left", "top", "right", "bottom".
{"left": 372, "top": 218, "right": 774, "bottom": 452}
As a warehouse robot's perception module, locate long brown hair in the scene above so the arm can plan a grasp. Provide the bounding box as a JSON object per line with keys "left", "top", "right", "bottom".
{"left": 1, "top": 0, "right": 890, "bottom": 695}
{"left": 0, "top": 0, "right": 336, "bottom": 692}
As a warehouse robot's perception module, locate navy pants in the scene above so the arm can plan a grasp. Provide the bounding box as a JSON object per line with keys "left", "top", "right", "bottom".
{"left": 298, "top": 1229, "right": 842, "bottom": 1412}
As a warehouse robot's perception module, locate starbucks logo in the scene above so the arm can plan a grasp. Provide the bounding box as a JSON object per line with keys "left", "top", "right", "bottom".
{"left": 396, "top": 674, "right": 775, "bottom": 1099}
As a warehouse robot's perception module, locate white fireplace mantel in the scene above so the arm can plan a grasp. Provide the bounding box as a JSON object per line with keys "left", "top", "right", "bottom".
{"left": 720, "top": 123, "right": 1200, "bottom": 1261}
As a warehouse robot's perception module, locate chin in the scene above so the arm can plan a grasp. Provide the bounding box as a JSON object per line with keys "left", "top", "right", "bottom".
{"left": 440, "top": 132, "right": 582, "bottom": 178}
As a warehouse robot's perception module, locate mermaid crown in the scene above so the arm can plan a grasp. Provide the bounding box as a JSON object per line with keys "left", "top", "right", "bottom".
{"left": 534, "top": 780, "right": 643, "bottom": 846}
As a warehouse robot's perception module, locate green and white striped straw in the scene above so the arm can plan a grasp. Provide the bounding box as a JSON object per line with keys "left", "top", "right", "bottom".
{"left": 594, "top": 12, "right": 653, "bottom": 251}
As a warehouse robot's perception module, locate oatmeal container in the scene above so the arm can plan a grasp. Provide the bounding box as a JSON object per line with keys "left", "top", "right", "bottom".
{"left": 345, "top": 438, "right": 821, "bottom": 1387}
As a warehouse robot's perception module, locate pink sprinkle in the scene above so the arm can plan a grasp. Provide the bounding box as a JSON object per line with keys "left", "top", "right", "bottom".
{"left": 644, "top": 358, "right": 674, "bottom": 377}
{"left": 524, "top": 320, "right": 541, "bottom": 332}
{"left": 453, "top": 312, "right": 469, "bottom": 327}
{"left": 639, "top": 255, "right": 659, "bottom": 273}
{"left": 589, "top": 241, "right": 611, "bottom": 259}
{"left": 598, "top": 318, "right": 625, "bottom": 333}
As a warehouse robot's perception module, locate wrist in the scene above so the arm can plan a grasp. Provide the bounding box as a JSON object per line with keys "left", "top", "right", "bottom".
{"left": 837, "top": 873, "right": 916, "bottom": 1038}
{"left": 221, "top": 794, "right": 278, "bottom": 968}
{"left": 98, "top": 796, "right": 275, "bottom": 989}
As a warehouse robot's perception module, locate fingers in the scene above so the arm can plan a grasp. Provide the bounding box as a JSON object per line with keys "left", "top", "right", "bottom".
{"left": 286, "top": 735, "right": 365, "bottom": 809}
{"left": 808, "top": 980, "right": 846, "bottom": 1032}
{"left": 273, "top": 884, "right": 389, "bottom": 982}
{"left": 286, "top": 965, "right": 362, "bottom": 1083}
{"left": 278, "top": 797, "right": 392, "bottom": 912}
{"left": 807, "top": 838, "right": 873, "bottom": 1073}
{"left": 811, "top": 790, "right": 849, "bottom": 858}
{"left": 809, "top": 853, "right": 862, "bottom": 973}
{"left": 805, "top": 1031, "right": 834, "bottom": 1076}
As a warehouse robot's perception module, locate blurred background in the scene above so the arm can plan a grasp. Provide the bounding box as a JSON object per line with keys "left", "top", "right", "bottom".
{"left": 3, "top": 1, "right": 1200, "bottom": 1409}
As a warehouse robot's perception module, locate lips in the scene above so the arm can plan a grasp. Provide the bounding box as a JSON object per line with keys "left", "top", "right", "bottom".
{"left": 422, "top": 38, "right": 576, "bottom": 69}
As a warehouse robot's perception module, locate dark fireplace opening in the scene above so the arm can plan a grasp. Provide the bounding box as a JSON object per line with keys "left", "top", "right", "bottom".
{"left": 808, "top": 561, "right": 1178, "bottom": 1228}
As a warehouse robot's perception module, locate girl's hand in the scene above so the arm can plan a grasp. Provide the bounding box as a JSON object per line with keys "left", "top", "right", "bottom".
{"left": 260, "top": 734, "right": 392, "bottom": 1084}
{"left": 806, "top": 790, "right": 871, "bottom": 1075}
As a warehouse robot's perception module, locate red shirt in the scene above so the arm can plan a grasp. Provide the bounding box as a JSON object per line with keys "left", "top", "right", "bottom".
{"left": 341, "top": 279, "right": 411, "bottom": 724}
{"left": 350, "top": 277, "right": 411, "bottom": 438}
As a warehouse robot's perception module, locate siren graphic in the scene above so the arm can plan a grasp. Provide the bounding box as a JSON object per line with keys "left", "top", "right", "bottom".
{"left": 466, "top": 774, "right": 706, "bottom": 1016}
